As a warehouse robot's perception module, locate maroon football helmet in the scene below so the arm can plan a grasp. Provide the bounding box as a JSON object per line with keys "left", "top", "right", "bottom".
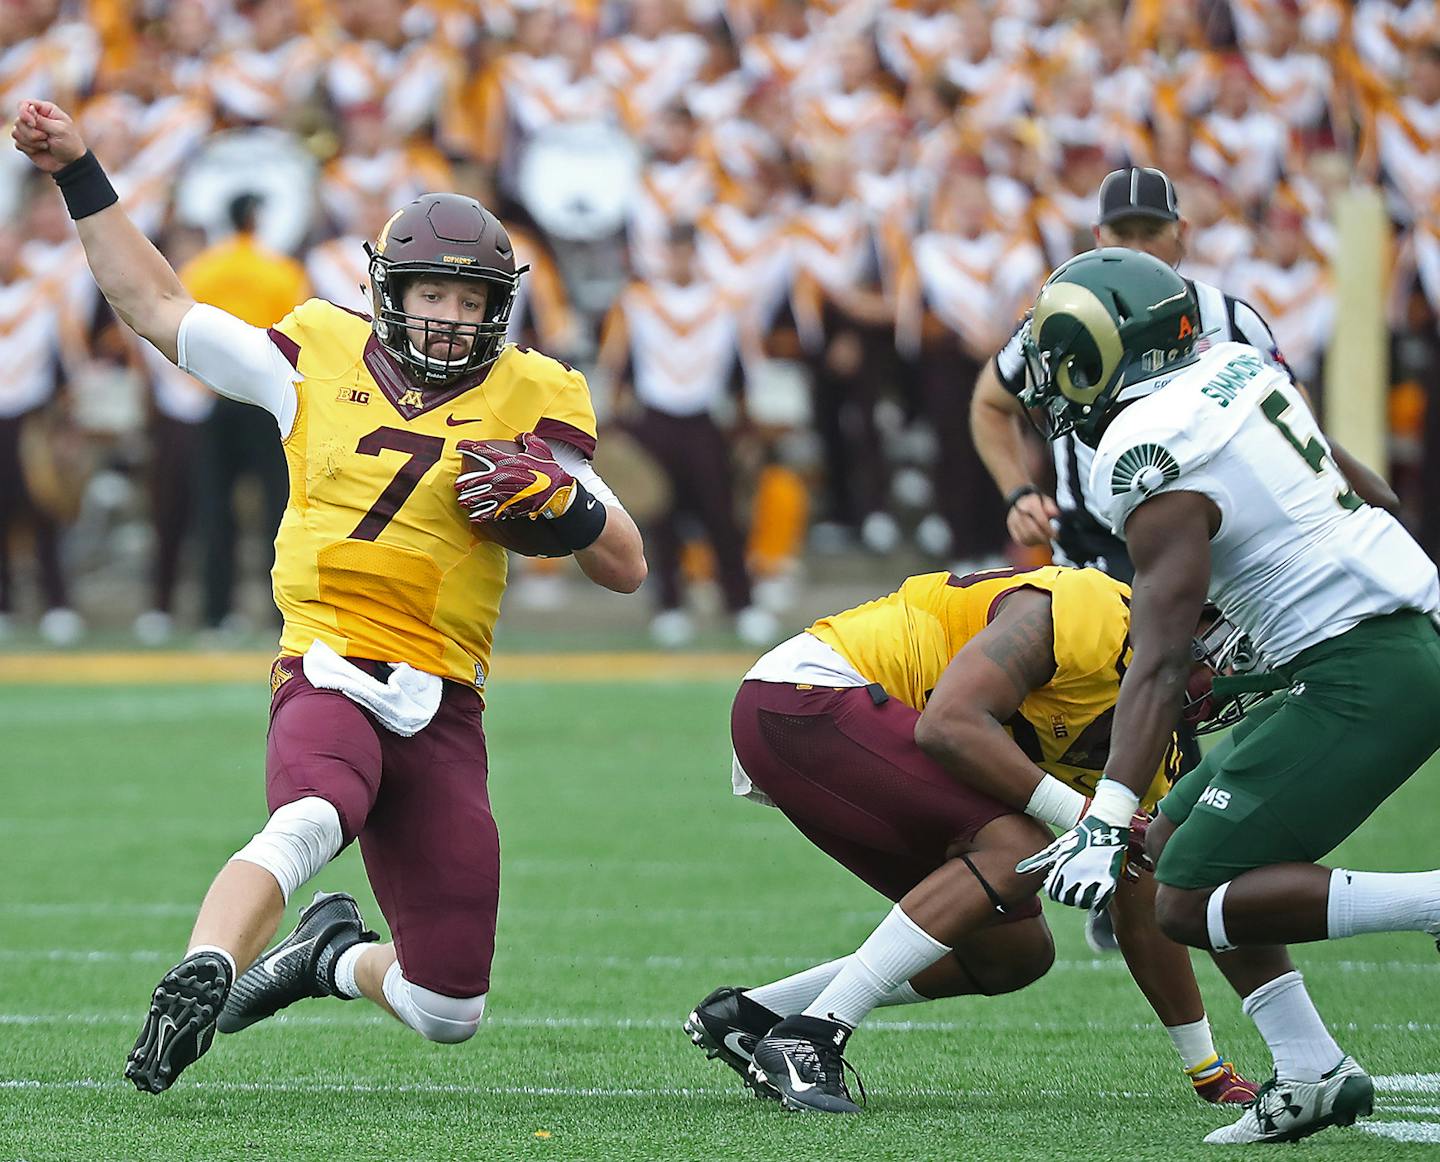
{"left": 366, "top": 193, "right": 527, "bottom": 386}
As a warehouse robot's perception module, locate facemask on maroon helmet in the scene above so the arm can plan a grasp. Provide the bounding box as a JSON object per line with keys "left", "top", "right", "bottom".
{"left": 1183, "top": 608, "right": 1272, "bottom": 734}
{"left": 366, "top": 193, "right": 528, "bottom": 387}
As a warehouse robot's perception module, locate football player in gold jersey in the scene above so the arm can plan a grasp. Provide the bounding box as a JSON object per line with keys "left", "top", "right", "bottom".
{"left": 13, "top": 99, "right": 646, "bottom": 1094}
{"left": 684, "top": 565, "right": 1255, "bottom": 1113}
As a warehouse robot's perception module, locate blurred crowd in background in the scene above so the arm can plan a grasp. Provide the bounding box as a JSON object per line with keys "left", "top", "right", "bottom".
{"left": 1, "top": 0, "right": 1439, "bottom": 647}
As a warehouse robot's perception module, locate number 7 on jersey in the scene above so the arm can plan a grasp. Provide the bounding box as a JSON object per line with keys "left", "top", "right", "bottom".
{"left": 349, "top": 426, "right": 447, "bottom": 541}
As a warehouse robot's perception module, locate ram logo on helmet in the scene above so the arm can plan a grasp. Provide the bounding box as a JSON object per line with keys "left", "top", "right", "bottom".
{"left": 1020, "top": 248, "right": 1200, "bottom": 446}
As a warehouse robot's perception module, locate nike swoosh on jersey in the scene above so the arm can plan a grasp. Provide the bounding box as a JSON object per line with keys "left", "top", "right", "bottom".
{"left": 445, "top": 415, "right": 485, "bottom": 427}
{"left": 261, "top": 934, "right": 321, "bottom": 977}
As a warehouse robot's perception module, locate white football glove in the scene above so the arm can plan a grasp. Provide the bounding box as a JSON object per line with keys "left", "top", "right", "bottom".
{"left": 1015, "top": 816, "right": 1130, "bottom": 912}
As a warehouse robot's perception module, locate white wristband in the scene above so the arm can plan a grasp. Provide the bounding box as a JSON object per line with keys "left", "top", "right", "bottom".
{"left": 1025, "top": 775, "right": 1089, "bottom": 830}
{"left": 1090, "top": 780, "right": 1141, "bottom": 828}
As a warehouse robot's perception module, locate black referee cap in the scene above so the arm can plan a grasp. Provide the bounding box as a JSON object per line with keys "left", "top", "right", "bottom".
{"left": 1097, "top": 167, "right": 1180, "bottom": 226}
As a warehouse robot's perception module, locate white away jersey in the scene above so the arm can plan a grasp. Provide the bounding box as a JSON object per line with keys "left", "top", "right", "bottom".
{"left": 1093, "top": 342, "right": 1440, "bottom": 666}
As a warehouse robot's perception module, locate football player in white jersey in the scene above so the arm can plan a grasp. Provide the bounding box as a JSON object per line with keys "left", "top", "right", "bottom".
{"left": 1016, "top": 248, "right": 1440, "bottom": 1145}
{"left": 968, "top": 165, "right": 1396, "bottom": 959}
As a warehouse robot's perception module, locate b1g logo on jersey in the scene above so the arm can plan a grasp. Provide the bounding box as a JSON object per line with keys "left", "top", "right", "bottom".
{"left": 1198, "top": 785, "right": 1232, "bottom": 811}
{"left": 337, "top": 387, "right": 371, "bottom": 405}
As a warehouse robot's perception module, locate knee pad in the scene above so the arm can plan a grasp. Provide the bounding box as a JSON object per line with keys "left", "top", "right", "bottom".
{"left": 229, "top": 796, "right": 343, "bottom": 902}
{"left": 382, "top": 962, "right": 487, "bottom": 1044}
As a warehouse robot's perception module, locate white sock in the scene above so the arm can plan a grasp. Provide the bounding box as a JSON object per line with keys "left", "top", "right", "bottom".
{"left": 332, "top": 942, "right": 369, "bottom": 1000}
{"left": 187, "top": 944, "right": 237, "bottom": 980}
{"left": 1241, "top": 970, "right": 1343, "bottom": 1083}
{"left": 802, "top": 905, "right": 950, "bottom": 1028}
{"left": 1326, "top": 868, "right": 1440, "bottom": 938}
{"left": 877, "top": 980, "right": 930, "bottom": 1007}
{"left": 749, "top": 957, "right": 932, "bottom": 1014}
{"left": 747, "top": 958, "right": 849, "bottom": 1014}
{"left": 1166, "top": 1016, "right": 1221, "bottom": 1078}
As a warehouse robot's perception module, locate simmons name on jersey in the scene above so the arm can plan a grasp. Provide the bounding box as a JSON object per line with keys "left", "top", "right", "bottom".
{"left": 1094, "top": 341, "right": 1440, "bottom": 668}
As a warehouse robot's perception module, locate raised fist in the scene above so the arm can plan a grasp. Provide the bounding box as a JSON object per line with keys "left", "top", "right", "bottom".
{"left": 11, "top": 100, "right": 87, "bottom": 174}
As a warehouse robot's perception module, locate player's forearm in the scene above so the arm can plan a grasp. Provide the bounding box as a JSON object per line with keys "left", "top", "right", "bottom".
{"left": 969, "top": 365, "right": 1034, "bottom": 496}
{"left": 915, "top": 714, "right": 1086, "bottom": 829}
{"left": 573, "top": 505, "right": 646, "bottom": 593}
{"left": 916, "top": 713, "right": 1043, "bottom": 804}
{"left": 1101, "top": 634, "right": 1192, "bottom": 804}
{"left": 74, "top": 203, "right": 192, "bottom": 362}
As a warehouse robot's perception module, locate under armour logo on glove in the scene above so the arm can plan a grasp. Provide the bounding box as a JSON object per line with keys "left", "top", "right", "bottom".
{"left": 1015, "top": 816, "right": 1131, "bottom": 912}
{"left": 456, "top": 433, "right": 576, "bottom": 521}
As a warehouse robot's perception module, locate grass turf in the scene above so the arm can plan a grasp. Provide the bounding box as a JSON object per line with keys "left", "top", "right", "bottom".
{"left": 1, "top": 678, "right": 1437, "bottom": 1161}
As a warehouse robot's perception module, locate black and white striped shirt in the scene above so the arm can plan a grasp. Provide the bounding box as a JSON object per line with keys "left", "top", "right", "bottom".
{"left": 994, "top": 277, "right": 1292, "bottom": 579}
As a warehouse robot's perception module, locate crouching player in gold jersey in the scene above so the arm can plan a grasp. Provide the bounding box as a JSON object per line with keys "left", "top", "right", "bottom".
{"left": 684, "top": 565, "right": 1256, "bottom": 1113}
{"left": 13, "top": 100, "right": 646, "bottom": 1093}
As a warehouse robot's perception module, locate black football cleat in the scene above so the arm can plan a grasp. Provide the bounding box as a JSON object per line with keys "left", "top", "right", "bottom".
{"left": 683, "top": 986, "right": 782, "bottom": 1096}
{"left": 218, "top": 891, "right": 378, "bottom": 1034}
{"left": 125, "top": 950, "right": 234, "bottom": 1094}
{"left": 749, "top": 1014, "right": 866, "bottom": 1114}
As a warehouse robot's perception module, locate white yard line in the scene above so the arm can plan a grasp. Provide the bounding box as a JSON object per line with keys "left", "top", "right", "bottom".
{"left": 0, "top": 1077, "right": 1175, "bottom": 1100}
{"left": 0, "top": 1010, "right": 1436, "bottom": 1039}
{"left": 1359, "top": 1121, "right": 1440, "bottom": 1143}
{"left": 0, "top": 944, "right": 1435, "bottom": 978}
{"left": 1374, "top": 1074, "right": 1440, "bottom": 1094}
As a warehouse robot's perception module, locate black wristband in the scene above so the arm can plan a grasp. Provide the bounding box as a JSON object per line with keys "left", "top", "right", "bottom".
{"left": 1005, "top": 483, "right": 1041, "bottom": 512}
{"left": 53, "top": 150, "right": 118, "bottom": 220}
{"left": 548, "top": 481, "right": 608, "bottom": 551}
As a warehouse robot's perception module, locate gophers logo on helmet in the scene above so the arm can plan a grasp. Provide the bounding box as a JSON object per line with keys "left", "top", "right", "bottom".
{"left": 366, "top": 193, "right": 530, "bottom": 388}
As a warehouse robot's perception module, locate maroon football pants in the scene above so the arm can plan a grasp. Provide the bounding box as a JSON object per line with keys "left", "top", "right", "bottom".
{"left": 731, "top": 679, "right": 1039, "bottom": 918}
{"left": 266, "top": 657, "right": 498, "bottom": 998}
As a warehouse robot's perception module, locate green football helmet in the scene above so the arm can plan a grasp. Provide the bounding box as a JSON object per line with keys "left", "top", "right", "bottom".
{"left": 1020, "top": 248, "right": 1201, "bottom": 445}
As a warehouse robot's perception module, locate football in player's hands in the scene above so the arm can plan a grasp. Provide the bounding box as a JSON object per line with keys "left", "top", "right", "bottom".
{"left": 455, "top": 434, "right": 577, "bottom": 558}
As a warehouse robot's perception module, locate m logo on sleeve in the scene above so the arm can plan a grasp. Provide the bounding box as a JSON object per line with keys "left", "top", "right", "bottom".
{"left": 1198, "top": 785, "right": 1231, "bottom": 811}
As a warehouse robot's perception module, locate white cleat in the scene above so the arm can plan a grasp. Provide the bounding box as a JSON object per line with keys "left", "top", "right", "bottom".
{"left": 1203, "top": 1056, "right": 1373, "bottom": 1144}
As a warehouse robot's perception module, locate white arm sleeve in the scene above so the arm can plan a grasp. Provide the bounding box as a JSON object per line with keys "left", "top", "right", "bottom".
{"left": 175, "top": 303, "right": 302, "bottom": 438}
{"left": 551, "top": 439, "right": 622, "bottom": 510}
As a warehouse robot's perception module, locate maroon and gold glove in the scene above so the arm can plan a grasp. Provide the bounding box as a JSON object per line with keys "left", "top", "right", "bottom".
{"left": 1122, "top": 809, "right": 1154, "bottom": 882}
{"left": 456, "top": 433, "right": 577, "bottom": 521}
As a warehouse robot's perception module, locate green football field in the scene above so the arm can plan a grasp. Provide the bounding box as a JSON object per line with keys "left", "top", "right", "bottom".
{"left": 2, "top": 674, "right": 1438, "bottom": 1161}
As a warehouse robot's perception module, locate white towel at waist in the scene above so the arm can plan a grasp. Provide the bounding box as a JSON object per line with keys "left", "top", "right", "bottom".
{"left": 731, "top": 751, "right": 776, "bottom": 808}
{"left": 301, "top": 640, "right": 443, "bottom": 737}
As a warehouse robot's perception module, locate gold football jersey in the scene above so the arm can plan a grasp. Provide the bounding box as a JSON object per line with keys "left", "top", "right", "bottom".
{"left": 269, "top": 299, "right": 598, "bottom": 690}
{"left": 808, "top": 565, "right": 1174, "bottom": 808}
